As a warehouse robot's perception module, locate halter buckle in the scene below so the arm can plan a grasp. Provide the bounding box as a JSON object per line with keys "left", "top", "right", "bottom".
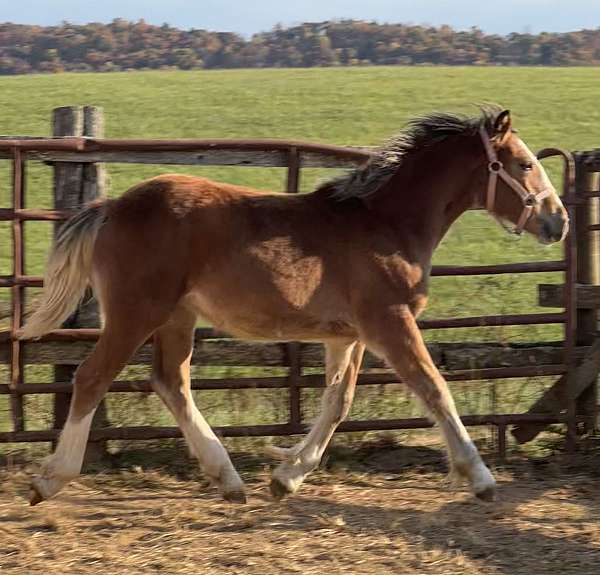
{"left": 488, "top": 160, "right": 502, "bottom": 173}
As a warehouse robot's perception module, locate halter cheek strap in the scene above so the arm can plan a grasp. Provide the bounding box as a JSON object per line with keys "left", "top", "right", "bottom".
{"left": 479, "top": 125, "right": 552, "bottom": 235}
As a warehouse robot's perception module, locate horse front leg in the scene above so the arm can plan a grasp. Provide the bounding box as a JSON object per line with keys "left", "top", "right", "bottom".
{"left": 267, "top": 340, "right": 365, "bottom": 498}
{"left": 358, "top": 304, "right": 496, "bottom": 501}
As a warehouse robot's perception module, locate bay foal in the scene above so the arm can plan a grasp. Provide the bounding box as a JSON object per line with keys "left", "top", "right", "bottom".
{"left": 21, "top": 108, "right": 568, "bottom": 505}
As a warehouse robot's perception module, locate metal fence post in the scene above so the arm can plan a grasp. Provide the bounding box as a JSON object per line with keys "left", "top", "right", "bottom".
{"left": 574, "top": 157, "right": 599, "bottom": 434}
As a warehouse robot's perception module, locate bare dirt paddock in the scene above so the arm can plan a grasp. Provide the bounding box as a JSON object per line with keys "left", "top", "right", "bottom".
{"left": 1, "top": 439, "right": 600, "bottom": 575}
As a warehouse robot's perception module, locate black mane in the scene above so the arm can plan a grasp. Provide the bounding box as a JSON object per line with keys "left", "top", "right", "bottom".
{"left": 319, "top": 105, "right": 503, "bottom": 201}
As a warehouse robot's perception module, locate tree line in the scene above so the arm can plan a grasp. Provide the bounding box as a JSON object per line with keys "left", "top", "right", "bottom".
{"left": 1, "top": 19, "right": 599, "bottom": 74}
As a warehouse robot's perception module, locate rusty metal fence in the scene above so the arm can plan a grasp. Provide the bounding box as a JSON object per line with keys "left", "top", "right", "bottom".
{"left": 0, "top": 127, "right": 594, "bottom": 457}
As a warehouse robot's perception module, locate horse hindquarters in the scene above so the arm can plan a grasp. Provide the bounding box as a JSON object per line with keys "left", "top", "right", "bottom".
{"left": 29, "top": 204, "right": 190, "bottom": 504}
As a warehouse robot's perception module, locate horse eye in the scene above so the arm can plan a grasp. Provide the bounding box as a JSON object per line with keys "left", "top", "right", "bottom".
{"left": 520, "top": 162, "right": 533, "bottom": 171}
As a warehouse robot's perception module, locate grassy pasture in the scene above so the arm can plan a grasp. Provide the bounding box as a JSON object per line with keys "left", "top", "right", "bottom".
{"left": 1, "top": 67, "right": 599, "bottom": 445}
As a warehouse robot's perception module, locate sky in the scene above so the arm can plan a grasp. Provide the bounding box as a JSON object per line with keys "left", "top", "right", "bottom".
{"left": 1, "top": 0, "right": 599, "bottom": 36}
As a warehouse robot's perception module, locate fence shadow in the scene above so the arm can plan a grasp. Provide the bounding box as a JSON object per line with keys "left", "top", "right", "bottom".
{"left": 83, "top": 437, "right": 449, "bottom": 481}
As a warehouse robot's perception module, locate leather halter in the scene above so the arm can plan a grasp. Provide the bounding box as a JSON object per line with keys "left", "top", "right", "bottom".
{"left": 479, "top": 125, "right": 552, "bottom": 235}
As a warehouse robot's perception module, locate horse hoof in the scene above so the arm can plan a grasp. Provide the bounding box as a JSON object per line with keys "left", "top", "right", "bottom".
{"left": 475, "top": 485, "right": 496, "bottom": 502}
{"left": 29, "top": 484, "right": 44, "bottom": 506}
{"left": 270, "top": 477, "right": 292, "bottom": 500}
{"left": 223, "top": 490, "right": 247, "bottom": 504}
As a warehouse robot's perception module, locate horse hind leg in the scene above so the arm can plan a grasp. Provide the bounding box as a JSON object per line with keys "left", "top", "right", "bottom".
{"left": 150, "top": 305, "right": 246, "bottom": 503}
{"left": 268, "top": 340, "right": 364, "bottom": 498}
{"left": 30, "top": 315, "right": 158, "bottom": 505}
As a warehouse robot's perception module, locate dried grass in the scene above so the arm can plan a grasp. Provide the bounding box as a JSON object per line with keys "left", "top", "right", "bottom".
{"left": 1, "top": 442, "right": 600, "bottom": 575}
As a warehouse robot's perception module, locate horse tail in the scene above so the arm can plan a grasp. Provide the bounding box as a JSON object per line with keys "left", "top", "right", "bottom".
{"left": 19, "top": 199, "right": 109, "bottom": 340}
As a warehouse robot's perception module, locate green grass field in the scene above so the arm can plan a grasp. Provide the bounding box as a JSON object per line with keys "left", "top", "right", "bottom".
{"left": 3, "top": 67, "right": 599, "bottom": 334}
{"left": 1, "top": 67, "right": 599, "bottom": 446}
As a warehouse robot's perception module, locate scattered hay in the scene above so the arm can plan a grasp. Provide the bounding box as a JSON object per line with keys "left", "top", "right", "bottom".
{"left": 1, "top": 443, "right": 600, "bottom": 574}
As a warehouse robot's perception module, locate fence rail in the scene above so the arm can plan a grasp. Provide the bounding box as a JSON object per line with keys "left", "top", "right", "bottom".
{"left": 0, "top": 413, "right": 586, "bottom": 445}
{"left": 0, "top": 137, "right": 373, "bottom": 168}
{"left": 1, "top": 110, "right": 596, "bottom": 460}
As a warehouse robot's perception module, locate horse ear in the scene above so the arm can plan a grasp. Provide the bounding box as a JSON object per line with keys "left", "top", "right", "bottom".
{"left": 492, "top": 110, "right": 512, "bottom": 144}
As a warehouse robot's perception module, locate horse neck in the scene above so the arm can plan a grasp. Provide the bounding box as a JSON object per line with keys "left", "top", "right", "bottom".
{"left": 370, "top": 140, "right": 480, "bottom": 259}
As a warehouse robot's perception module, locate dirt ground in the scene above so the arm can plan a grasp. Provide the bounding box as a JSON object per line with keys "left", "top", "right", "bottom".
{"left": 1, "top": 439, "right": 600, "bottom": 575}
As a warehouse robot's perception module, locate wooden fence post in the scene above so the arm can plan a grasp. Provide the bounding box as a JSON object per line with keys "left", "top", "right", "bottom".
{"left": 575, "top": 158, "right": 600, "bottom": 432}
{"left": 52, "top": 106, "right": 108, "bottom": 461}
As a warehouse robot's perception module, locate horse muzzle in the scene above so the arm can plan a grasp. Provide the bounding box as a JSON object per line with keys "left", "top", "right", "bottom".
{"left": 538, "top": 211, "right": 569, "bottom": 244}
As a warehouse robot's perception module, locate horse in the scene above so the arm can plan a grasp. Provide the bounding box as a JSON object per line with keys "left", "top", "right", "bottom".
{"left": 21, "top": 107, "right": 568, "bottom": 506}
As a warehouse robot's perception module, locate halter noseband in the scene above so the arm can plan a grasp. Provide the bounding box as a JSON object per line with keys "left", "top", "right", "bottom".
{"left": 479, "top": 125, "right": 552, "bottom": 235}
